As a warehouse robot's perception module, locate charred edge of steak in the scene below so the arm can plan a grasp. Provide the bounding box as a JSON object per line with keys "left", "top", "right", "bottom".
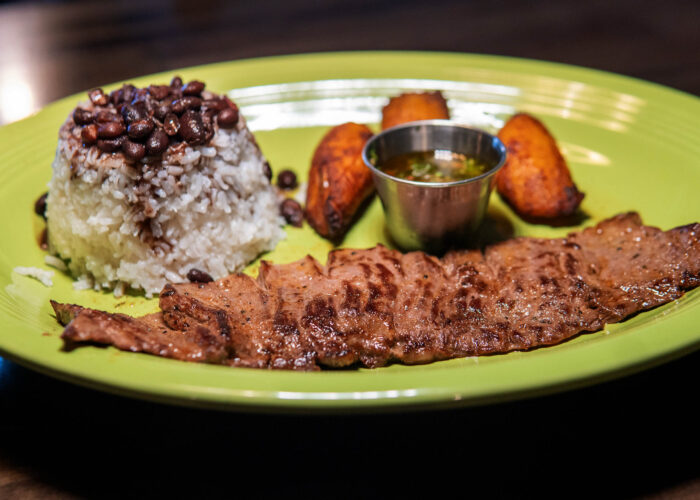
{"left": 51, "top": 300, "right": 84, "bottom": 326}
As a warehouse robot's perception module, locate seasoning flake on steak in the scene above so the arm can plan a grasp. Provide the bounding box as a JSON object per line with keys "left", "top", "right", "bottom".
{"left": 52, "top": 213, "right": 700, "bottom": 370}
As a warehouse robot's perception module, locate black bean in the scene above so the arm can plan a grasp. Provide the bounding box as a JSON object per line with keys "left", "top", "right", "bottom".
{"left": 110, "top": 88, "right": 124, "bottom": 105}
{"left": 34, "top": 192, "right": 48, "bottom": 218}
{"left": 223, "top": 96, "right": 237, "bottom": 109}
{"left": 182, "top": 80, "right": 205, "bottom": 96}
{"left": 39, "top": 228, "right": 48, "bottom": 250}
{"left": 130, "top": 98, "right": 152, "bottom": 116}
{"left": 154, "top": 102, "right": 171, "bottom": 121}
{"left": 81, "top": 124, "right": 98, "bottom": 144}
{"left": 201, "top": 109, "right": 216, "bottom": 142}
{"left": 73, "top": 108, "right": 94, "bottom": 125}
{"left": 186, "top": 96, "right": 203, "bottom": 109}
{"left": 201, "top": 108, "right": 216, "bottom": 126}
{"left": 122, "top": 140, "right": 146, "bottom": 161}
{"left": 263, "top": 161, "right": 272, "bottom": 181}
{"left": 280, "top": 199, "right": 304, "bottom": 227}
{"left": 170, "top": 76, "right": 183, "bottom": 88}
{"left": 171, "top": 96, "right": 202, "bottom": 114}
{"left": 121, "top": 84, "right": 136, "bottom": 103}
{"left": 97, "top": 136, "right": 126, "bottom": 153}
{"left": 121, "top": 103, "right": 146, "bottom": 124}
{"left": 96, "top": 110, "right": 117, "bottom": 123}
{"left": 276, "top": 169, "right": 298, "bottom": 190}
{"left": 203, "top": 98, "right": 227, "bottom": 112}
{"left": 170, "top": 87, "right": 183, "bottom": 100}
{"left": 178, "top": 110, "right": 206, "bottom": 144}
{"left": 88, "top": 88, "right": 108, "bottom": 106}
{"left": 130, "top": 88, "right": 149, "bottom": 103}
{"left": 146, "top": 129, "right": 169, "bottom": 155}
{"left": 148, "top": 84, "right": 171, "bottom": 100}
{"left": 217, "top": 107, "right": 238, "bottom": 128}
{"left": 97, "top": 121, "right": 126, "bottom": 139}
{"left": 127, "top": 119, "right": 154, "bottom": 140}
{"left": 204, "top": 125, "right": 215, "bottom": 143}
{"left": 163, "top": 113, "right": 180, "bottom": 136}
{"left": 170, "top": 99, "right": 185, "bottom": 115}
{"left": 187, "top": 268, "right": 213, "bottom": 283}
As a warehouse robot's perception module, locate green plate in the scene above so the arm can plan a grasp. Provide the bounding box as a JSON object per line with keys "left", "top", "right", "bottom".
{"left": 1, "top": 52, "right": 699, "bottom": 412}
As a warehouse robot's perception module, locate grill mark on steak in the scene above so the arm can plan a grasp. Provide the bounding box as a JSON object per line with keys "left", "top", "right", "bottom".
{"left": 214, "top": 309, "right": 231, "bottom": 339}
{"left": 341, "top": 281, "right": 362, "bottom": 314}
{"left": 53, "top": 213, "right": 700, "bottom": 370}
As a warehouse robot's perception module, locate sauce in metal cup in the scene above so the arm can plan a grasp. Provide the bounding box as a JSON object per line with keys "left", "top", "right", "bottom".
{"left": 362, "top": 120, "right": 507, "bottom": 253}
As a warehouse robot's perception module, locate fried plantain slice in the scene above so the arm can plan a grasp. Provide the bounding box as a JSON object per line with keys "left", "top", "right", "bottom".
{"left": 305, "top": 122, "right": 374, "bottom": 240}
{"left": 496, "top": 113, "right": 584, "bottom": 219}
{"left": 381, "top": 91, "right": 450, "bottom": 130}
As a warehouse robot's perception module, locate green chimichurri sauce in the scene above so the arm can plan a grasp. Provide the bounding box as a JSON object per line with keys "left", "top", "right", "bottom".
{"left": 379, "top": 150, "right": 489, "bottom": 182}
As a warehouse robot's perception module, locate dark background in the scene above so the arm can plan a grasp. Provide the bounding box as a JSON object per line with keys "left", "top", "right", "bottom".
{"left": 1, "top": 0, "right": 699, "bottom": 125}
{"left": 1, "top": 0, "right": 699, "bottom": 497}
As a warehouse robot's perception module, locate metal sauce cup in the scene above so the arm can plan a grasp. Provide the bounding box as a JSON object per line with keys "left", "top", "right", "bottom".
{"left": 362, "top": 120, "right": 507, "bottom": 253}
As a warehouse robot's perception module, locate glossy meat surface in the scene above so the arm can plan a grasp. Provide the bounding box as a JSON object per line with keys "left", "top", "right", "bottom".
{"left": 54, "top": 213, "right": 700, "bottom": 370}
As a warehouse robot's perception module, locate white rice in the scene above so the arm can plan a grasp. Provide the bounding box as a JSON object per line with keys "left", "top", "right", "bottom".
{"left": 44, "top": 254, "right": 68, "bottom": 271}
{"left": 14, "top": 267, "right": 54, "bottom": 287}
{"left": 46, "top": 110, "right": 285, "bottom": 296}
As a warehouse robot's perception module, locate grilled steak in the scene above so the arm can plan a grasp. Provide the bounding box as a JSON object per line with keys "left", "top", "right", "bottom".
{"left": 53, "top": 213, "right": 700, "bottom": 370}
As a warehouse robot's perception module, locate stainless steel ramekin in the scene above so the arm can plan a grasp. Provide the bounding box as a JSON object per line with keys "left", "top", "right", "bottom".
{"left": 362, "top": 120, "right": 507, "bottom": 253}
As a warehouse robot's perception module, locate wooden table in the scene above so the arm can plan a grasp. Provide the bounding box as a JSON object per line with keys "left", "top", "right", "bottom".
{"left": 1, "top": 0, "right": 698, "bottom": 497}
